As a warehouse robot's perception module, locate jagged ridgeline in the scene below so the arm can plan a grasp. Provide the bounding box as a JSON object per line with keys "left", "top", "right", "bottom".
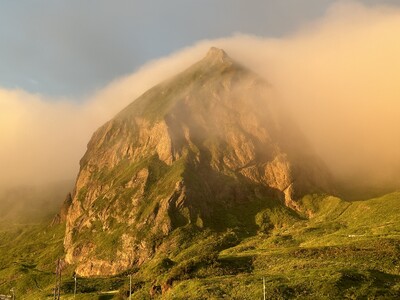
{"left": 64, "top": 48, "right": 331, "bottom": 276}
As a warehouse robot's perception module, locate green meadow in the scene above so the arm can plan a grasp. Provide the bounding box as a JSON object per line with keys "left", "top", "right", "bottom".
{"left": 1, "top": 192, "right": 399, "bottom": 299}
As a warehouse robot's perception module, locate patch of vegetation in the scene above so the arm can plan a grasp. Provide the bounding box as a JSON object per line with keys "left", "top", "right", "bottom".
{"left": 2, "top": 192, "right": 400, "bottom": 299}
{"left": 143, "top": 192, "right": 400, "bottom": 299}
{"left": 0, "top": 221, "right": 69, "bottom": 298}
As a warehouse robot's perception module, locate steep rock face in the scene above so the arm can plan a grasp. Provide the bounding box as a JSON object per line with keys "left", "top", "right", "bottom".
{"left": 64, "top": 48, "right": 330, "bottom": 276}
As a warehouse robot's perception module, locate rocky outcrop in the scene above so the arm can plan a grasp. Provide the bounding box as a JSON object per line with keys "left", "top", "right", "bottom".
{"left": 64, "top": 47, "right": 330, "bottom": 276}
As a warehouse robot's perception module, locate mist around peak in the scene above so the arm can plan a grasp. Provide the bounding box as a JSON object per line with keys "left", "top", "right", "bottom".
{"left": 1, "top": 2, "right": 400, "bottom": 203}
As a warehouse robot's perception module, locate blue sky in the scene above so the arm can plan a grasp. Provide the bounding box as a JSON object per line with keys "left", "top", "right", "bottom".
{"left": 1, "top": 0, "right": 398, "bottom": 98}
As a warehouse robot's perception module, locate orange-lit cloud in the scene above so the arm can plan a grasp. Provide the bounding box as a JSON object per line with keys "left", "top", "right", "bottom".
{"left": 1, "top": 1, "right": 399, "bottom": 191}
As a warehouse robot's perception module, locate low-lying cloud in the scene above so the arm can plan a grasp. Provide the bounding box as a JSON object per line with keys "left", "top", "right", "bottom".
{"left": 1, "top": 1, "right": 399, "bottom": 192}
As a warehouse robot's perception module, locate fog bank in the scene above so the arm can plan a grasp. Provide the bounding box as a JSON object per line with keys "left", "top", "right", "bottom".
{"left": 1, "top": 1, "right": 399, "bottom": 192}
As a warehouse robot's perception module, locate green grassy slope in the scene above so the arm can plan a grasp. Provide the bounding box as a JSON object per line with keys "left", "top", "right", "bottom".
{"left": 0, "top": 222, "right": 66, "bottom": 298}
{"left": 1, "top": 192, "right": 399, "bottom": 299}
{"left": 156, "top": 192, "right": 400, "bottom": 299}
{"left": 0, "top": 221, "right": 126, "bottom": 299}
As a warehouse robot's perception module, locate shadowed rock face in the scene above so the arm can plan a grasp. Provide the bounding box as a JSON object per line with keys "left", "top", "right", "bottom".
{"left": 64, "top": 48, "right": 331, "bottom": 276}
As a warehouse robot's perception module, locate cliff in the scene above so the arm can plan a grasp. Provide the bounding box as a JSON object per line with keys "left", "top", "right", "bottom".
{"left": 64, "top": 48, "right": 330, "bottom": 276}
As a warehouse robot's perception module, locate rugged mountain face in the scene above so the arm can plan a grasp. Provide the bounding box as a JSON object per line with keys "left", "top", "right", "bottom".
{"left": 64, "top": 47, "right": 330, "bottom": 276}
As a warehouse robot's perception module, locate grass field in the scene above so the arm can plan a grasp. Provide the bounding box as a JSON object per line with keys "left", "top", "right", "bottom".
{"left": 0, "top": 192, "right": 399, "bottom": 299}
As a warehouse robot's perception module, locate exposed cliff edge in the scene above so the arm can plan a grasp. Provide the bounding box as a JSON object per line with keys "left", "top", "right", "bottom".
{"left": 64, "top": 48, "right": 331, "bottom": 276}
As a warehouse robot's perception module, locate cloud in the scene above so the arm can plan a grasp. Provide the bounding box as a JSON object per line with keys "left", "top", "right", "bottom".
{"left": 252, "top": 1, "right": 400, "bottom": 183}
{"left": 0, "top": 47, "right": 207, "bottom": 189}
{"left": 0, "top": 90, "right": 85, "bottom": 188}
{"left": 1, "top": 1, "right": 400, "bottom": 192}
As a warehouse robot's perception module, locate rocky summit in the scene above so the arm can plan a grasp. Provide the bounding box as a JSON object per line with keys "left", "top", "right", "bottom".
{"left": 64, "top": 47, "right": 331, "bottom": 276}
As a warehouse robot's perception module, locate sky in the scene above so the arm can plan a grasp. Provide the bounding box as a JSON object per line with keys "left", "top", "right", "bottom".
{"left": 1, "top": 0, "right": 400, "bottom": 191}
{"left": 1, "top": 0, "right": 398, "bottom": 97}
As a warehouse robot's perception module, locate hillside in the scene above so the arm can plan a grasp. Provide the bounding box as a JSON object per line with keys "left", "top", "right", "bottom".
{"left": 64, "top": 48, "right": 330, "bottom": 277}
{"left": 0, "top": 48, "right": 398, "bottom": 299}
{"left": 0, "top": 192, "right": 399, "bottom": 298}
{"left": 158, "top": 192, "right": 400, "bottom": 299}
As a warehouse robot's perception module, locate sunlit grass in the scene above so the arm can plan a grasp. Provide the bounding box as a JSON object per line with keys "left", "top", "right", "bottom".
{"left": 1, "top": 192, "right": 399, "bottom": 298}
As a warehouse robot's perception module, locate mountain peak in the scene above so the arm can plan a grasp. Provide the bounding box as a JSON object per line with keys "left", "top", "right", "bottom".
{"left": 64, "top": 45, "right": 331, "bottom": 276}
{"left": 204, "top": 47, "right": 231, "bottom": 64}
{"left": 206, "top": 46, "right": 227, "bottom": 57}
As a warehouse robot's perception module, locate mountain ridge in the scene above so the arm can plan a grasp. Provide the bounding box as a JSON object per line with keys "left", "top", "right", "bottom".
{"left": 0, "top": 48, "right": 399, "bottom": 299}
{"left": 64, "top": 47, "right": 331, "bottom": 276}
